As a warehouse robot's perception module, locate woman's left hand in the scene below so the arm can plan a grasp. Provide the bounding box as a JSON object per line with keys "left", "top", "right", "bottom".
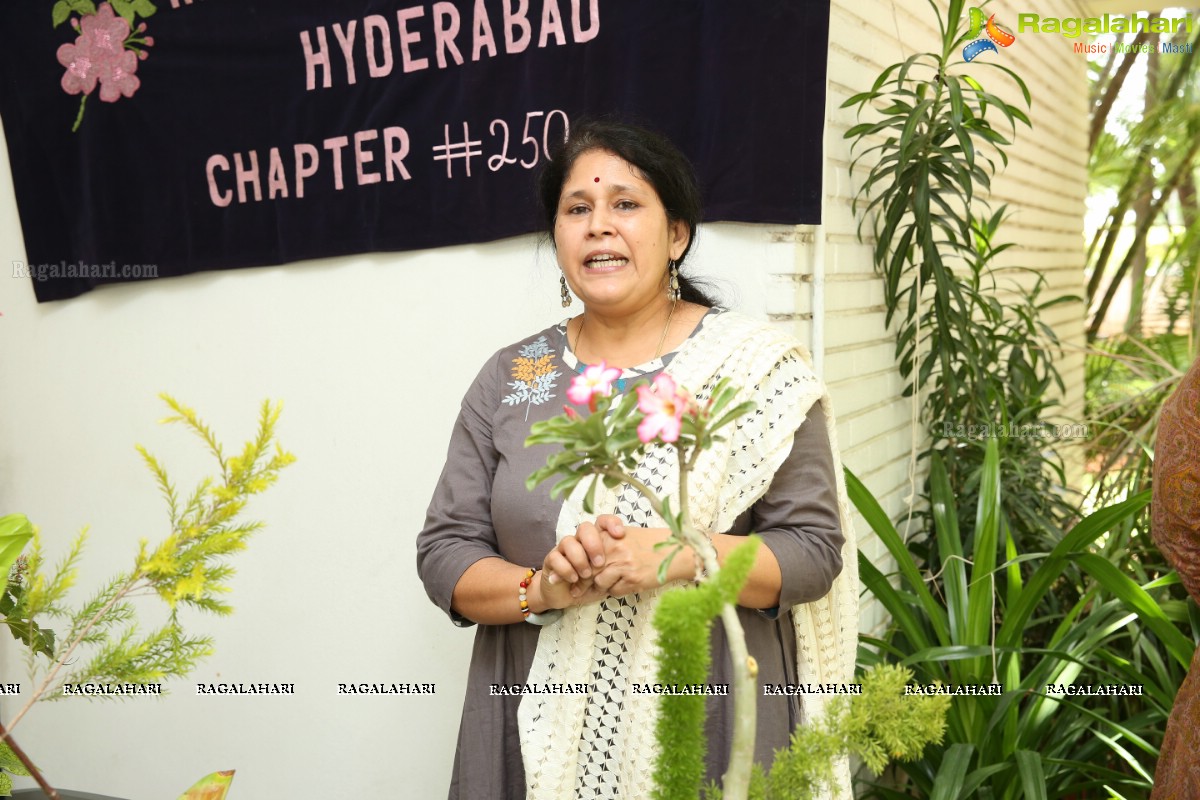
{"left": 543, "top": 520, "right": 691, "bottom": 601}
{"left": 543, "top": 515, "right": 626, "bottom": 598}
{"left": 590, "top": 526, "right": 688, "bottom": 597}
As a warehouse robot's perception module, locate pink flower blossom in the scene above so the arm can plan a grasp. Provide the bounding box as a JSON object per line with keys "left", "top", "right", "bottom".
{"left": 636, "top": 374, "right": 690, "bottom": 444}
{"left": 568, "top": 361, "right": 621, "bottom": 408}
{"left": 56, "top": 3, "right": 141, "bottom": 102}
{"left": 57, "top": 41, "right": 100, "bottom": 97}
{"left": 97, "top": 49, "right": 140, "bottom": 101}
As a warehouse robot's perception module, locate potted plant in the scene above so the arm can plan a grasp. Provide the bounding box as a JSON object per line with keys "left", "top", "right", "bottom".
{"left": 529, "top": 370, "right": 950, "bottom": 799}
{"left": 0, "top": 397, "right": 294, "bottom": 799}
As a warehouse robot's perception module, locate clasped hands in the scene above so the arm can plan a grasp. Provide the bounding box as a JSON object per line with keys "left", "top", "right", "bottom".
{"left": 536, "top": 515, "right": 690, "bottom": 610}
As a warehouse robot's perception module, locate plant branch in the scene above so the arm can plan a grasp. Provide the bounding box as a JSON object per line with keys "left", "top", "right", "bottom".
{"left": 600, "top": 444, "right": 757, "bottom": 800}
{"left": 1090, "top": 27, "right": 1155, "bottom": 152}
{"left": 1088, "top": 136, "right": 1200, "bottom": 341}
{"left": 5, "top": 574, "right": 142, "bottom": 732}
{"left": 0, "top": 723, "right": 59, "bottom": 800}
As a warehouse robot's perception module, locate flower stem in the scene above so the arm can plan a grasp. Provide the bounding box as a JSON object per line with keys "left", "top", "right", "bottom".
{"left": 718, "top": 604, "right": 756, "bottom": 800}
{"left": 71, "top": 93, "right": 88, "bottom": 134}
{"left": 601, "top": 442, "right": 756, "bottom": 800}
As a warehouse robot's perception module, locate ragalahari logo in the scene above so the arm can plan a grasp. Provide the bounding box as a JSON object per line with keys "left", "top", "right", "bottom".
{"left": 963, "top": 7, "right": 1017, "bottom": 61}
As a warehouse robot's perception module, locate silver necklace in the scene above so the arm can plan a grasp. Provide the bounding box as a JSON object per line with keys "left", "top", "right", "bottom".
{"left": 572, "top": 300, "right": 678, "bottom": 365}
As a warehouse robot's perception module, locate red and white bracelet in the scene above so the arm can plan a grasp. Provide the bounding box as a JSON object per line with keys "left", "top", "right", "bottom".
{"left": 519, "top": 567, "right": 563, "bottom": 626}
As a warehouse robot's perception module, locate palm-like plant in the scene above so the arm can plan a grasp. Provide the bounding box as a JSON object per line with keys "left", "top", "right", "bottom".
{"left": 842, "top": 0, "right": 1078, "bottom": 555}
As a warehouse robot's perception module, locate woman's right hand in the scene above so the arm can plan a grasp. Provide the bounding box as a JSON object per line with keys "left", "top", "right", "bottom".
{"left": 534, "top": 563, "right": 607, "bottom": 610}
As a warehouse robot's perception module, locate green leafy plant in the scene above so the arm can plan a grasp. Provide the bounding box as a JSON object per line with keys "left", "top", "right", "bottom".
{"left": 653, "top": 539, "right": 760, "bottom": 800}
{"left": 1084, "top": 333, "right": 1191, "bottom": 507}
{"left": 529, "top": 371, "right": 947, "bottom": 800}
{"left": 0, "top": 515, "right": 53, "bottom": 659}
{"left": 0, "top": 396, "right": 294, "bottom": 799}
{"left": 842, "top": 0, "right": 1078, "bottom": 552}
{"left": 703, "top": 664, "right": 951, "bottom": 800}
{"left": 0, "top": 744, "right": 30, "bottom": 798}
{"left": 851, "top": 438, "right": 1192, "bottom": 798}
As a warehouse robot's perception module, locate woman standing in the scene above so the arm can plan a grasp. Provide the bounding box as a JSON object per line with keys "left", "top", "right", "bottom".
{"left": 417, "top": 120, "right": 857, "bottom": 799}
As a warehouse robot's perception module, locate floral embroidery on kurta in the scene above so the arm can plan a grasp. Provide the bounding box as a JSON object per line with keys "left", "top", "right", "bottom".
{"left": 503, "top": 336, "right": 561, "bottom": 419}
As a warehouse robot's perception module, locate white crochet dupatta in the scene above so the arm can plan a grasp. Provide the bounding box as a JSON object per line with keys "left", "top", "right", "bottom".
{"left": 518, "top": 312, "right": 859, "bottom": 799}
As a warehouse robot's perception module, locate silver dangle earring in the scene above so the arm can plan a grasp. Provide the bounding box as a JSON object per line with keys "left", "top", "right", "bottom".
{"left": 668, "top": 261, "right": 681, "bottom": 302}
{"left": 560, "top": 274, "right": 572, "bottom": 307}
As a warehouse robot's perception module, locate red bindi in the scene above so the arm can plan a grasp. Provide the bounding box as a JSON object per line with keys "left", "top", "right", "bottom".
{"left": 594, "top": 177, "right": 600, "bottom": 182}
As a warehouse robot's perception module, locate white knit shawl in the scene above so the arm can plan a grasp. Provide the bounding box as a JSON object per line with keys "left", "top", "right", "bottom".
{"left": 518, "top": 312, "right": 859, "bottom": 799}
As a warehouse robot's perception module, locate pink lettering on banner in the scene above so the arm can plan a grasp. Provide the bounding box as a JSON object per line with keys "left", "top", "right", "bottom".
{"left": 234, "top": 151, "right": 261, "bottom": 203}
{"left": 573, "top": 0, "right": 599, "bottom": 43}
{"left": 504, "top": 0, "right": 532, "bottom": 53}
{"left": 267, "top": 148, "right": 288, "bottom": 199}
{"left": 397, "top": 7, "right": 430, "bottom": 73}
{"left": 323, "top": 136, "right": 351, "bottom": 191}
{"left": 384, "top": 127, "right": 413, "bottom": 181}
{"left": 206, "top": 155, "right": 232, "bottom": 207}
{"left": 365, "top": 16, "right": 395, "bottom": 78}
{"left": 433, "top": 3, "right": 465, "bottom": 69}
{"left": 472, "top": 0, "right": 498, "bottom": 60}
{"left": 300, "top": 28, "right": 332, "bottom": 91}
{"left": 354, "top": 130, "right": 381, "bottom": 185}
{"left": 539, "top": 0, "right": 566, "bottom": 48}
{"left": 332, "top": 21, "right": 358, "bottom": 85}
{"left": 294, "top": 144, "right": 320, "bottom": 199}
{"left": 204, "top": 128, "right": 413, "bottom": 207}
{"left": 298, "top": 1, "right": 599, "bottom": 90}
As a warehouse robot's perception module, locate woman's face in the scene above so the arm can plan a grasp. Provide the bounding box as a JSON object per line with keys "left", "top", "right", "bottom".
{"left": 554, "top": 149, "right": 689, "bottom": 316}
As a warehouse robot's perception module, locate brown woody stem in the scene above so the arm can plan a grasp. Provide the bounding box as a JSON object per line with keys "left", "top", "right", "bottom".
{"left": 0, "top": 722, "right": 59, "bottom": 800}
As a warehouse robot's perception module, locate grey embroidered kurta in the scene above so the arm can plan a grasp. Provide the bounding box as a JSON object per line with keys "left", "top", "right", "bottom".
{"left": 416, "top": 312, "right": 845, "bottom": 800}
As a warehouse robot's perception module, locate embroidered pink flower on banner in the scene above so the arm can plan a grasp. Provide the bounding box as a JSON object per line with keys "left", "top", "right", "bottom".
{"left": 56, "top": 3, "right": 140, "bottom": 102}
{"left": 97, "top": 48, "right": 140, "bottom": 102}
{"left": 636, "top": 374, "right": 690, "bottom": 444}
{"left": 568, "top": 362, "right": 622, "bottom": 409}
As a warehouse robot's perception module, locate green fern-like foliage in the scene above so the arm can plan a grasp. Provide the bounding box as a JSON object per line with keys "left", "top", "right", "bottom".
{"left": 5, "top": 395, "right": 295, "bottom": 701}
{"left": 703, "top": 664, "right": 950, "bottom": 799}
{"left": 651, "top": 537, "right": 759, "bottom": 800}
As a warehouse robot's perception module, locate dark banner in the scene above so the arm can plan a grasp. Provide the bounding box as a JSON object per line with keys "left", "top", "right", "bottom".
{"left": 0, "top": 0, "right": 830, "bottom": 302}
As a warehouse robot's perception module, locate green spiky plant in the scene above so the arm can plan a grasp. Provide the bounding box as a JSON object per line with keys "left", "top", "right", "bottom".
{"left": 701, "top": 664, "right": 951, "bottom": 800}
{"left": 0, "top": 396, "right": 294, "bottom": 799}
{"left": 851, "top": 438, "right": 1193, "bottom": 797}
{"left": 651, "top": 539, "right": 760, "bottom": 800}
